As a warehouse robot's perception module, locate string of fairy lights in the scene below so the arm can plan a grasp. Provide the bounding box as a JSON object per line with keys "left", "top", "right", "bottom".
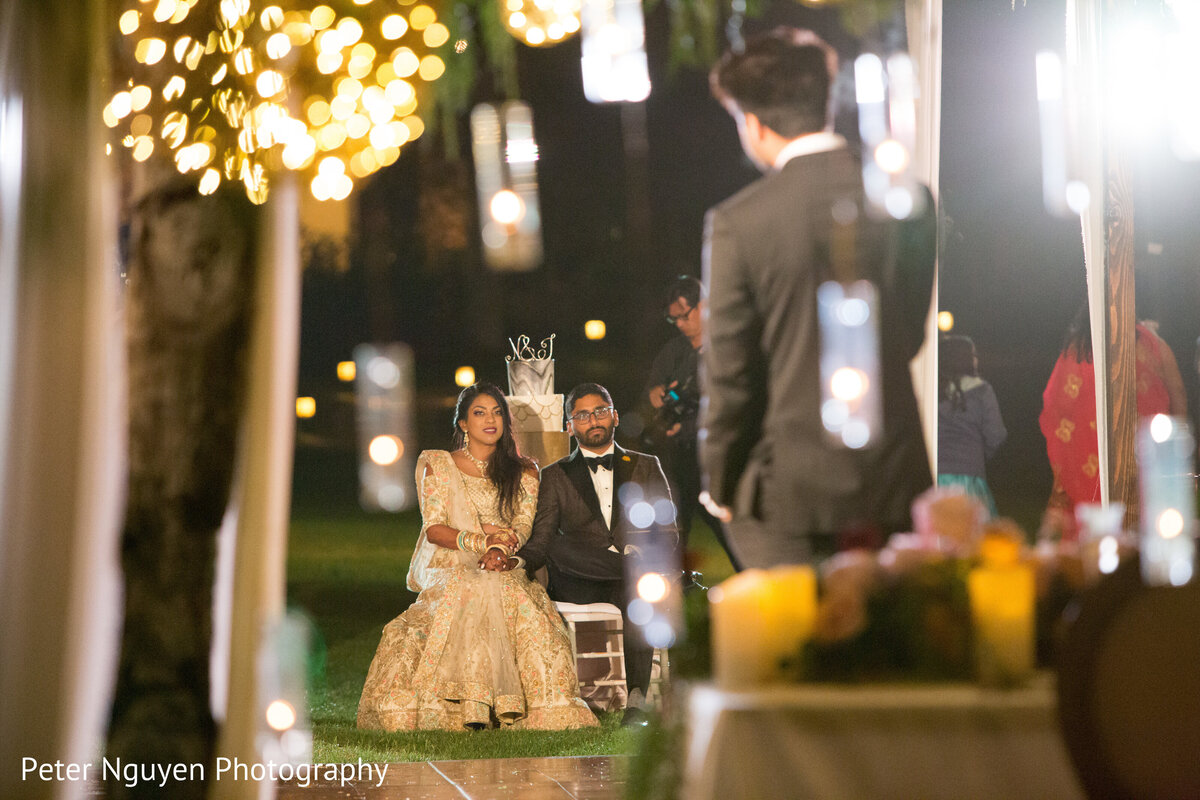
{"left": 106, "top": 0, "right": 452, "bottom": 203}
{"left": 105, "top": 0, "right": 669, "bottom": 205}
{"left": 106, "top": 1, "right": 916, "bottom": 206}
{"left": 499, "top": 0, "right": 581, "bottom": 47}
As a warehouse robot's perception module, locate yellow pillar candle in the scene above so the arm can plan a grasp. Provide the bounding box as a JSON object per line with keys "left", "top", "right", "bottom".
{"left": 968, "top": 534, "right": 1035, "bottom": 686}
{"left": 709, "top": 566, "right": 817, "bottom": 689}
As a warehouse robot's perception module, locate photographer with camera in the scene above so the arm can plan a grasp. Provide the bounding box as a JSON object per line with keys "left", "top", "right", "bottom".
{"left": 645, "top": 276, "right": 741, "bottom": 571}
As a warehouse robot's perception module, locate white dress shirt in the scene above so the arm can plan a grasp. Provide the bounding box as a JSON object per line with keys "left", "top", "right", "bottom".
{"left": 773, "top": 131, "right": 847, "bottom": 170}
{"left": 582, "top": 443, "right": 616, "bottom": 529}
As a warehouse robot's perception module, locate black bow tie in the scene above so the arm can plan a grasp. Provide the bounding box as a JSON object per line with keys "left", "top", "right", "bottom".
{"left": 585, "top": 453, "right": 614, "bottom": 472}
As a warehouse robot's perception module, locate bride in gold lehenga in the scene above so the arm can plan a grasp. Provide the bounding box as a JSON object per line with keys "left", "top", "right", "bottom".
{"left": 356, "top": 381, "right": 598, "bottom": 731}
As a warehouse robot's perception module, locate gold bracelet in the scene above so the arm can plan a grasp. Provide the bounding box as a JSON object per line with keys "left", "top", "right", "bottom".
{"left": 457, "top": 530, "right": 487, "bottom": 553}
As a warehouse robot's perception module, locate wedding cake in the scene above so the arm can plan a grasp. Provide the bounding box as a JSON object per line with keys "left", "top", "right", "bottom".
{"left": 505, "top": 335, "right": 570, "bottom": 467}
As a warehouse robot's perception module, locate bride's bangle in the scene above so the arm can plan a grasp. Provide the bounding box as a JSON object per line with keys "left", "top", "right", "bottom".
{"left": 456, "top": 529, "right": 488, "bottom": 553}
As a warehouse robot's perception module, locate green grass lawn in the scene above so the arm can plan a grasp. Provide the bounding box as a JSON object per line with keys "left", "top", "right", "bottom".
{"left": 286, "top": 503, "right": 736, "bottom": 762}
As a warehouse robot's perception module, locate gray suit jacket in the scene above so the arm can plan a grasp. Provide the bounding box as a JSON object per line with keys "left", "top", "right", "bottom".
{"left": 520, "top": 444, "right": 678, "bottom": 577}
{"left": 700, "top": 145, "right": 935, "bottom": 539}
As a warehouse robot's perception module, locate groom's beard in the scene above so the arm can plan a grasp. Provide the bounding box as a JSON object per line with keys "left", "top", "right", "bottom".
{"left": 579, "top": 425, "right": 613, "bottom": 448}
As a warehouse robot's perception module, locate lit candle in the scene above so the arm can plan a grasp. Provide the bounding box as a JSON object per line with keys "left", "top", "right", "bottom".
{"left": 709, "top": 566, "right": 817, "bottom": 689}
{"left": 967, "top": 534, "right": 1035, "bottom": 686}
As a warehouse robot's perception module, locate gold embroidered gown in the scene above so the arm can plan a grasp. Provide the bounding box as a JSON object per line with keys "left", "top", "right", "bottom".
{"left": 356, "top": 450, "right": 598, "bottom": 731}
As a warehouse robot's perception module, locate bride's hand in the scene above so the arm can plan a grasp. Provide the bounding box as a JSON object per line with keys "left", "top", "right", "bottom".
{"left": 483, "top": 528, "right": 518, "bottom": 552}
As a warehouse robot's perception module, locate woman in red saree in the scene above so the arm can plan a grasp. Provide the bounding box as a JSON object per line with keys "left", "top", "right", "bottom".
{"left": 1039, "top": 310, "right": 1187, "bottom": 541}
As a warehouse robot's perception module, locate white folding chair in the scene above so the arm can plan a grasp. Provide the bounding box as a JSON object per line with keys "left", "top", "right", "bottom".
{"left": 555, "top": 601, "right": 669, "bottom": 711}
{"left": 555, "top": 601, "right": 627, "bottom": 708}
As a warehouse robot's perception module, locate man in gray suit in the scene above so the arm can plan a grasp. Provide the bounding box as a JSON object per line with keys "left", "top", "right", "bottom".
{"left": 519, "top": 382, "right": 677, "bottom": 722}
{"left": 699, "top": 28, "right": 936, "bottom": 568}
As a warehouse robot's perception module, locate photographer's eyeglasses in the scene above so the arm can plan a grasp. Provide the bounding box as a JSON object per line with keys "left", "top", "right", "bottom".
{"left": 665, "top": 305, "right": 696, "bottom": 326}
{"left": 570, "top": 407, "right": 614, "bottom": 424}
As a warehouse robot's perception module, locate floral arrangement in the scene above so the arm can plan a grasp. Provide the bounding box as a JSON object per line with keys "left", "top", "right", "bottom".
{"left": 796, "top": 487, "right": 1087, "bottom": 683}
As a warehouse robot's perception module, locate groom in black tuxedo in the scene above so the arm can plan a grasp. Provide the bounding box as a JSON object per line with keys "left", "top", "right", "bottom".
{"left": 519, "top": 382, "right": 678, "bottom": 721}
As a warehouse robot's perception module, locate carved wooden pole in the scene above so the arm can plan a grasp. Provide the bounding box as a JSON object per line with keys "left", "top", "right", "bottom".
{"left": 1102, "top": 0, "right": 1139, "bottom": 527}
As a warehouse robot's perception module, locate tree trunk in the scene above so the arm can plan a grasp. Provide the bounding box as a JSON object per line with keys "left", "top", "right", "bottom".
{"left": 106, "top": 177, "right": 258, "bottom": 799}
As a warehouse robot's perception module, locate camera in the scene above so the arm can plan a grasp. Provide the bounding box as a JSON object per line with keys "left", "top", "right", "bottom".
{"left": 656, "top": 376, "right": 699, "bottom": 428}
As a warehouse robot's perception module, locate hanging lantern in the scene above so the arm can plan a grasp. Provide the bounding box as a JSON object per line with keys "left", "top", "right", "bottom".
{"left": 470, "top": 101, "right": 543, "bottom": 271}
{"left": 580, "top": 0, "right": 651, "bottom": 103}
{"left": 354, "top": 343, "right": 418, "bottom": 512}
{"left": 107, "top": 0, "right": 448, "bottom": 203}
{"left": 500, "top": 0, "right": 582, "bottom": 47}
{"left": 854, "top": 52, "right": 925, "bottom": 220}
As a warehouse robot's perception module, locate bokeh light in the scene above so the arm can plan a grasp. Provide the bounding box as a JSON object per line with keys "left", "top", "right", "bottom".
{"left": 501, "top": 0, "right": 582, "bottom": 48}
{"left": 110, "top": 0, "right": 446, "bottom": 203}
{"left": 1157, "top": 508, "right": 1185, "bottom": 539}
{"left": 265, "top": 699, "right": 297, "bottom": 731}
{"left": 295, "top": 397, "right": 317, "bottom": 418}
{"left": 368, "top": 434, "right": 404, "bottom": 466}
{"left": 489, "top": 190, "right": 525, "bottom": 225}
{"left": 830, "top": 367, "right": 868, "bottom": 402}
{"left": 455, "top": 366, "right": 476, "bottom": 387}
{"left": 636, "top": 572, "right": 670, "bottom": 603}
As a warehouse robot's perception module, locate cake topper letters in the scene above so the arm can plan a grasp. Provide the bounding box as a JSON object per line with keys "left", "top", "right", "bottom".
{"left": 506, "top": 334, "right": 555, "bottom": 362}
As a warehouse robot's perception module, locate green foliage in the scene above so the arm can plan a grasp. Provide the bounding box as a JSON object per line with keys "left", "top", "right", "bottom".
{"left": 625, "top": 711, "right": 687, "bottom": 800}
{"left": 831, "top": 0, "right": 901, "bottom": 38}
{"left": 651, "top": 0, "right": 723, "bottom": 72}
{"left": 802, "top": 559, "right": 974, "bottom": 682}
{"left": 667, "top": 587, "right": 715, "bottom": 679}
{"left": 426, "top": 0, "right": 520, "bottom": 157}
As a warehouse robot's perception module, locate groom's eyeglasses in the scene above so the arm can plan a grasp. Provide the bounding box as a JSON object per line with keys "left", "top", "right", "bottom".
{"left": 570, "top": 407, "right": 614, "bottom": 424}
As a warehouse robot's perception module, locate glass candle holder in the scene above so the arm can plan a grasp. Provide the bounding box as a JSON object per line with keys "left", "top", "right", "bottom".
{"left": 1138, "top": 415, "right": 1197, "bottom": 587}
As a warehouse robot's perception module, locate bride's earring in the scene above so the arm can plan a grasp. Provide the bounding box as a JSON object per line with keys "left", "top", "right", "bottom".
{"left": 463, "top": 431, "right": 470, "bottom": 450}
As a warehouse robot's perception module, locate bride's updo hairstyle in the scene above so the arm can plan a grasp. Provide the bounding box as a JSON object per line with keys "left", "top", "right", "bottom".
{"left": 452, "top": 381, "right": 536, "bottom": 522}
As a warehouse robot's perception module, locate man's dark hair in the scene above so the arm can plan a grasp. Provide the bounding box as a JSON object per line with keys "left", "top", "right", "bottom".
{"left": 665, "top": 275, "right": 704, "bottom": 312}
{"left": 710, "top": 27, "right": 838, "bottom": 139}
{"left": 565, "top": 382, "right": 613, "bottom": 415}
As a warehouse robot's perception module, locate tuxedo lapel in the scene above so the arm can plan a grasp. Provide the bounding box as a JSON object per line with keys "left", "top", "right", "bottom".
{"left": 611, "top": 444, "right": 635, "bottom": 540}
{"left": 564, "top": 449, "right": 606, "bottom": 528}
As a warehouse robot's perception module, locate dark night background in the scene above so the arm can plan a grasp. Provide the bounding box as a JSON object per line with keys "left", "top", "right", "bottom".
{"left": 292, "top": 0, "right": 1200, "bottom": 529}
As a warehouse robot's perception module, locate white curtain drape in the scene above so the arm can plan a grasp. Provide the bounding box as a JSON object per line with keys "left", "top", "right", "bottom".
{"left": 906, "top": 0, "right": 943, "bottom": 476}
{"left": 212, "top": 176, "right": 302, "bottom": 800}
{"left": 1066, "top": 0, "right": 1109, "bottom": 504}
{"left": 0, "top": 5, "right": 123, "bottom": 798}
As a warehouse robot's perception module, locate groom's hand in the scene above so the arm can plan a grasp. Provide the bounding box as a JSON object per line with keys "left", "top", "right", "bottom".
{"left": 479, "top": 549, "right": 517, "bottom": 572}
{"left": 700, "top": 490, "right": 733, "bottom": 523}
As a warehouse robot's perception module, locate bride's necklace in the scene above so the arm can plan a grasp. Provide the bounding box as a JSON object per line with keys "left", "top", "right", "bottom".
{"left": 461, "top": 446, "right": 490, "bottom": 476}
